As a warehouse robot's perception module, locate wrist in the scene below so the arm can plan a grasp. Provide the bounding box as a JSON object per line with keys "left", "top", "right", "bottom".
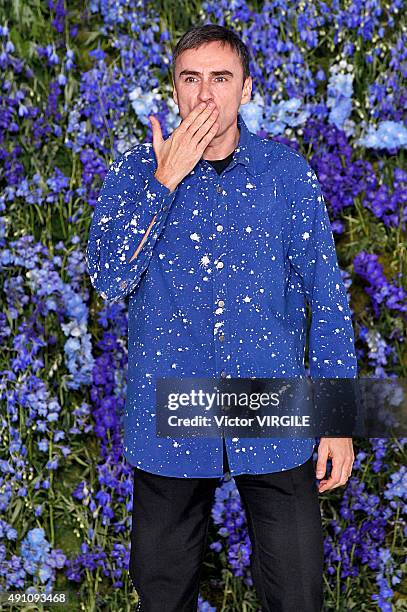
{"left": 154, "top": 169, "right": 178, "bottom": 193}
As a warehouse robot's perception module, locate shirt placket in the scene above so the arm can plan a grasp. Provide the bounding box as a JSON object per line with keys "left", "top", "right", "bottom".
{"left": 211, "top": 177, "right": 230, "bottom": 383}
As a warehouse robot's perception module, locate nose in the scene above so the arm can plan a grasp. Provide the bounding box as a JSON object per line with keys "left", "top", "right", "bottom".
{"left": 197, "top": 82, "right": 214, "bottom": 105}
{"left": 198, "top": 94, "right": 213, "bottom": 103}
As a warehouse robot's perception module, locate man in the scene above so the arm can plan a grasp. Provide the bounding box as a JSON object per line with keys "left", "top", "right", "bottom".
{"left": 86, "top": 23, "right": 357, "bottom": 612}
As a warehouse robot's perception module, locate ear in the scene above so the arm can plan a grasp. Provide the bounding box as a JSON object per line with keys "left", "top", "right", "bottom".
{"left": 241, "top": 76, "right": 252, "bottom": 105}
{"left": 172, "top": 80, "right": 178, "bottom": 107}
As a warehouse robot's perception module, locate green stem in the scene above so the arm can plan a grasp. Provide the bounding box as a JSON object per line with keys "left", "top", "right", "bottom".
{"left": 390, "top": 503, "right": 400, "bottom": 554}
{"left": 323, "top": 572, "right": 336, "bottom": 600}
{"left": 345, "top": 542, "right": 357, "bottom": 595}
{"left": 49, "top": 438, "right": 55, "bottom": 547}
{"left": 360, "top": 454, "right": 373, "bottom": 483}
{"left": 221, "top": 569, "right": 230, "bottom": 611}
{"left": 85, "top": 567, "right": 95, "bottom": 612}
{"left": 336, "top": 559, "right": 342, "bottom": 609}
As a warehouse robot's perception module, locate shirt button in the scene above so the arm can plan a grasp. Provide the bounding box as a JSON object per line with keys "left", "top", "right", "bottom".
{"left": 220, "top": 370, "right": 226, "bottom": 378}
{"left": 162, "top": 205, "right": 168, "bottom": 211}
{"left": 219, "top": 334, "right": 225, "bottom": 342}
{"left": 216, "top": 185, "right": 222, "bottom": 193}
{"left": 218, "top": 300, "right": 225, "bottom": 308}
{"left": 120, "top": 280, "right": 128, "bottom": 289}
{"left": 216, "top": 224, "right": 223, "bottom": 232}
{"left": 216, "top": 261, "right": 224, "bottom": 269}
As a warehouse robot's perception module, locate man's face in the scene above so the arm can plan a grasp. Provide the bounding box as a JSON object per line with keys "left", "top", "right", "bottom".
{"left": 172, "top": 41, "right": 252, "bottom": 136}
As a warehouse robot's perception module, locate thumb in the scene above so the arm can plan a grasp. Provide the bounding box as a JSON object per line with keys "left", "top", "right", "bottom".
{"left": 316, "top": 449, "right": 328, "bottom": 479}
{"left": 149, "top": 115, "right": 164, "bottom": 146}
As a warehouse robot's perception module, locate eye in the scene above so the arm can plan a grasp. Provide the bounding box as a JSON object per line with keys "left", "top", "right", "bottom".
{"left": 184, "top": 76, "right": 228, "bottom": 82}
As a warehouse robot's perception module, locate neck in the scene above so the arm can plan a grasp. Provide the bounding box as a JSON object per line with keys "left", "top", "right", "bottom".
{"left": 202, "top": 119, "right": 240, "bottom": 161}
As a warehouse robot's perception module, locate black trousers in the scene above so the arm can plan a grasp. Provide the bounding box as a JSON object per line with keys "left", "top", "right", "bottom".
{"left": 129, "top": 439, "right": 324, "bottom": 612}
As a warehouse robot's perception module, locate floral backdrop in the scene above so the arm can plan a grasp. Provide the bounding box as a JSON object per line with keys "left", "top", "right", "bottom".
{"left": 0, "top": 0, "right": 406, "bottom": 610}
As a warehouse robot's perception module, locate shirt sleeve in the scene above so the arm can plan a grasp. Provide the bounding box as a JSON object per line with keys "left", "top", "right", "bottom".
{"left": 86, "top": 146, "right": 179, "bottom": 303}
{"left": 282, "top": 153, "right": 358, "bottom": 379}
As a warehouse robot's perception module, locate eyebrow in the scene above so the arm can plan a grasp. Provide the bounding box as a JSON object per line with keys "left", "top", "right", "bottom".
{"left": 178, "top": 69, "right": 234, "bottom": 78}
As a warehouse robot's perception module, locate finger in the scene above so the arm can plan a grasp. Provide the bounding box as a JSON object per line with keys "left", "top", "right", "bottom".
{"left": 189, "top": 105, "right": 219, "bottom": 139}
{"left": 318, "top": 476, "right": 337, "bottom": 493}
{"left": 339, "top": 460, "right": 353, "bottom": 485}
{"left": 332, "top": 454, "right": 353, "bottom": 487}
{"left": 195, "top": 120, "right": 220, "bottom": 150}
{"left": 318, "top": 467, "right": 341, "bottom": 488}
{"left": 149, "top": 115, "right": 164, "bottom": 148}
{"left": 317, "top": 480, "right": 329, "bottom": 493}
{"left": 318, "top": 459, "right": 342, "bottom": 492}
{"left": 316, "top": 447, "right": 328, "bottom": 479}
{"left": 192, "top": 110, "right": 220, "bottom": 146}
{"left": 178, "top": 101, "right": 212, "bottom": 133}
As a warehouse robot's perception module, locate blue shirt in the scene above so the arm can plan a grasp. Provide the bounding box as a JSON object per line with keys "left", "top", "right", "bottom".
{"left": 86, "top": 112, "right": 358, "bottom": 478}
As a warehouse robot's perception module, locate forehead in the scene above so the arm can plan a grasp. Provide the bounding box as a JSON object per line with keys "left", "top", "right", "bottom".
{"left": 176, "top": 41, "right": 239, "bottom": 69}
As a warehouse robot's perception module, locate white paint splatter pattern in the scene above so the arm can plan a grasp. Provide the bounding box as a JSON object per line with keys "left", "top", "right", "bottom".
{"left": 86, "top": 112, "right": 358, "bottom": 478}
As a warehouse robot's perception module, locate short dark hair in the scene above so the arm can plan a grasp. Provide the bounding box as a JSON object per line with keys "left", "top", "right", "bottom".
{"left": 171, "top": 24, "right": 251, "bottom": 87}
